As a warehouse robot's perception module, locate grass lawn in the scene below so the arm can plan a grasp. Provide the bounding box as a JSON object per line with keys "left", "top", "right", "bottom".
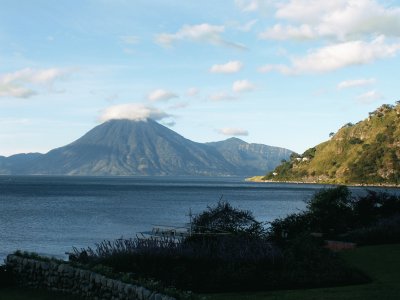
{"left": 1, "top": 244, "right": 399, "bottom": 300}
{"left": 203, "top": 243, "right": 400, "bottom": 300}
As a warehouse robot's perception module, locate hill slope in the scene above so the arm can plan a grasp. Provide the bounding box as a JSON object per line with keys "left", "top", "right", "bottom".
{"left": 0, "top": 153, "right": 43, "bottom": 175}
{"left": 1, "top": 119, "right": 292, "bottom": 176}
{"left": 263, "top": 103, "right": 400, "bottom": 184}
{"left": 207, "top": 137, "right": 292, "bottom": 175}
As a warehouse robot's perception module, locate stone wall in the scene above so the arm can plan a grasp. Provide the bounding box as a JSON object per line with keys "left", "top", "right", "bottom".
{"left": 6, "top": 255, "right": 176, "bottom": 300}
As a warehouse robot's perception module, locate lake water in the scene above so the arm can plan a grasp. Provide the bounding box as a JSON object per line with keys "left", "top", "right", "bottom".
{"left": 0, "top": 176, "right": 398, "bottom": 262}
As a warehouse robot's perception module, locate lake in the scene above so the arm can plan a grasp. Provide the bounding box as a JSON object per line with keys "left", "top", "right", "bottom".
{"left": 0, "top": 175, "right": 397, "bottom": 262}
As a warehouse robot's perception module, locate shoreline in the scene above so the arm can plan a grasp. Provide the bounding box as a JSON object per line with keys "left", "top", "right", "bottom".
{"left": 246, "top": 176, "right": 400, "bottom": 188}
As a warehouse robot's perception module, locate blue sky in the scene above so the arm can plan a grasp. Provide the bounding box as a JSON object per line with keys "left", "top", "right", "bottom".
{"left": 1, "top": 0, "right": 400, "bottom": 156}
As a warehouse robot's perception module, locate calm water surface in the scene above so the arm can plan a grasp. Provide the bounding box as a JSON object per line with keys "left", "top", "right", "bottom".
{"left": 0, "top": 176, "right": 398, "bottom": 262}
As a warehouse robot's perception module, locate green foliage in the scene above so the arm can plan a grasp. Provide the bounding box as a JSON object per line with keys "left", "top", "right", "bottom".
{"left": 268, "top": 186, "right": 354, "bottom": 240}
{"left": 340, "top": 215, "right": 400, "bottom": 246}
{"left": 191, "top": 201, "right": 266, "bottom": 237}
{"left": 268, "top": 186, "right": 400, "bottom": 244}
{"left": 303, "top": 147, "right": 316, "bottom": 158}
{"left": 279, "top": 235, "right": 368, "bottom": 289}
{"left": 376, "top": 133, "right": 386, "bottom": 143}
{"left": 289, "top": 152, "right": 299, "bottom": 160}
{"left": 265, "top": 101, "right": 400, "bottom": 184}
{"left": 68, "top": 201, "right": 281, "bottom": 293}
{"left": 351, "top": 190, "right": 400, "bottom": 226}
{"left": 70, "top": 200, "right": 368, "bottom": 293}
{"left": 349, "top": 138, "right": 363, "bottom": 145}
{"left": 268, "top": 213, "right": 312, "bottom": 243}
{"left": 306, "top": 186, "right": 353, "bottom": 235}
{"left": 263, "top": 161, "right": 293, "bottom": 180}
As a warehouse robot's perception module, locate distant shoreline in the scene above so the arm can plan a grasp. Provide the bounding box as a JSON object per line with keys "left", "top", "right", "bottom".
{"left": 246, "top": 176, "right": 400, "bottom": 188}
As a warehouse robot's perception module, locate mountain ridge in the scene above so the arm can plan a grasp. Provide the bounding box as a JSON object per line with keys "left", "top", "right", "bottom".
{"left": 0, "top": 119, "right": 292, "bottom": 176}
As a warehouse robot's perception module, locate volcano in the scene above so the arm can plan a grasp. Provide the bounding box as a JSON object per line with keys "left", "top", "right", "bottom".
{"left": 0, "top": 119, "right": 292, "bottom": 176}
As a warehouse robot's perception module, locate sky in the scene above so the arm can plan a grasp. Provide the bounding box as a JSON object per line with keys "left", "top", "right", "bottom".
{"left": 1, "top": 0, "right": 400, "bottom": 156}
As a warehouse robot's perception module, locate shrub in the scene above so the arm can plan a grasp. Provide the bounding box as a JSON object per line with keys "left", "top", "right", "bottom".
{"left": 351, "top": 190, "right": 400, "bottom": 227}
{"left": 70, "top": 199, "right": 370, "bottom": 293}
{"left": 278, "top": 234, "right": 369, "bottom": 288}
{"left": 70, "top": 233, "right": 369, "bottom": 292}
{"left": 306, "top": 186, "right": 354, "bottom": 236}
{"left": 190, "top": 200, "right": 266, "bottom": 237}
{"left": 0, "top": 265, "right": 14, "bottom": 287}
{"left": 268, "top": 212, "right": 312, "bottom": 243}
{"left": 269, "top": 186, "right": 354, "bottom": 241}
{"left": 70, "top": 235, "right": 282, "bottom": 292}
{"left": 340, "top": 214, "right": 400, "bottom": 246}
{"left": 268, "top": 186, "right": 400, "bottom": 244}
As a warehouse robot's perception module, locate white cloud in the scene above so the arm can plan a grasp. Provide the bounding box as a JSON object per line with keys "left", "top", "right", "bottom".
{"left": 356, "top": 90, "right": 383, "bottom": 103}
{"left": 258, "top": 64, "right": 291, "bottom": 74}
{"left": 217, "top": 127, "right": 249, "bottom": 136}
{"left": 186, "top": 87, "right": 199, "bottom": 97}
{"left": 232, "top": 80, "right": 256, "bottom": 92}
{"left": 235, "top": 0, "right": 259, "bottom": 12}
{"left": 261, "top": 0, "right": 400, "bottom": 41}
{"left": 99, "top": 103, "right": 170, "bottom": 122}
{"left": 337, "top": 78, "right": 376, "bottom": 89}
{"left": 161, "top": 120, "right": 176, "bottom": 127}
{"left": 210, "top": 91, "right": 238, "bottom": 101}
{"left": 0, "top": 68, "right": 69, "bottom": 98}
{"left": 260, "top": 24, "right": 316, "bottom": 40}
{"left": 1, "top": 68, "right": 67, "bottom": 85}
{"left": 275, "top": 0, "right": 348, "bottom": 23}
{"left": 0, "top": 85, "right": 37, "bottom": 98}
{"left": 260, "top": 36, "right": 400, "bottom": 74}
{"left": 210, "top": 61, "right": 243, "bottom": 73}
{"left": 235, "top": 0, "right": 274, "bottom": 12}
{"left": 168, "top": 102, "right": 188, "bottom": 110}
{"left": 147, "top": 89, "right": 178, "bottom": 102}
{"left": 119, "top": 35, "right": 140, "bottom": 44}
{"left": 155, "top": 23, "right": 246, "bottom": 50}
{"left": 237, "top": 19, "right": 258, "bottom": 32}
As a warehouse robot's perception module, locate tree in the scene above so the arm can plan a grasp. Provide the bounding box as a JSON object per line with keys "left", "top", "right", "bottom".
{"left": 306, "top": 186, "right": 353, "bottom": 235}
{"left": 329, "top": 132, "right": 335, "bottom": 138}
{"left": 303, "top": 147, "right": 316, "bottom": 158}
{"left": 191, "top": 200, "right": 265, "bottom": 237}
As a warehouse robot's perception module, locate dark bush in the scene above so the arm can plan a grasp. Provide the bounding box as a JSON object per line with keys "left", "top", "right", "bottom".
{"left": 351, "top": 190, "right": 400, "bottom": 227}
{"left": 70, "top": 233, "right": 368, "bottom": 293}
{"left": 349, "top": 137, "right": 363, "bottom": 145}
{"left": 340, "top": 214, "right": 400, "bottom": 246}
{"left": 268, "top": 212, "right": 312, "bottom": 243}
{"left": 268, "top": 186, "right": 354, "bottom": 241}
{"left": 278, "top": 234, "right": 369, "bottom": 288}
{"left": 70, "top": 235, "right": 282, "bottom": 292}
{"left": 268, "top": 186, "right": 400, "bottom": 244}
{"left": 351, "top": 190, "right": 381, "bottom": 226}
{"left": 306, "top": 186, "right": 354, "bottom": 236}
{"left": 70, "top": 198, "right": 372, "bottom": 293}
{"left": 191, "top": 200, "right": 266, "bottom": 237}
{"left": 0, "top": 265, "right": 14, "bottom": 287}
